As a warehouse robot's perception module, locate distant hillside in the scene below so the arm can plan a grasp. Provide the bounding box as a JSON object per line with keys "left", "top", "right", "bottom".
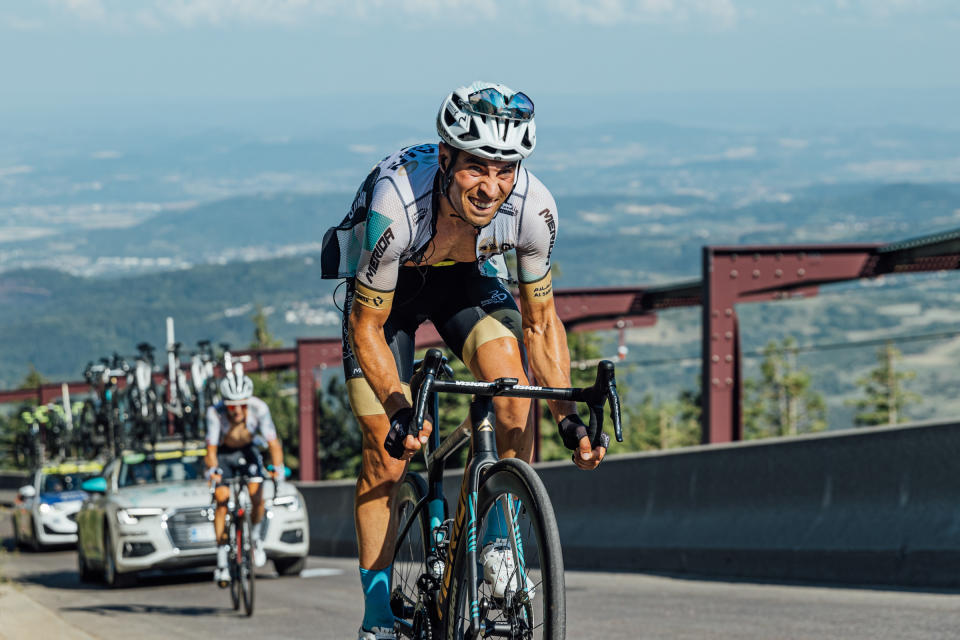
{"left": 0, "top": 256, "right": 337, "bottom": 388}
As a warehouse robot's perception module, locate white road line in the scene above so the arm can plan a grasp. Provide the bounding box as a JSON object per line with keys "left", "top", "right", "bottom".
{"left": 300, "top": 568, "right": 345, "bottom": 579}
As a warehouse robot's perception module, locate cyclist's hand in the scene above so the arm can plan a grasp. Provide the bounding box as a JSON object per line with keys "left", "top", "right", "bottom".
{"left": 384, "top": 407, "right": 433, "bottom": 461}
{"left": 558, "top": 414, "right": 609, "bottom": 471}
{"left": 269, "top": 467, "right": 284, "bottom": 484}
{"left": 205, "top": 467, "right": 222, "bottom": 486}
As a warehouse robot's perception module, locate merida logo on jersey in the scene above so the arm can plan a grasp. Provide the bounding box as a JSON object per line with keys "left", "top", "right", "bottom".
{"left": 365, "top": 228, "right": 395, "bottom": 281}
{"left": 538, "top": 208, "right": 556, "bottom": 260}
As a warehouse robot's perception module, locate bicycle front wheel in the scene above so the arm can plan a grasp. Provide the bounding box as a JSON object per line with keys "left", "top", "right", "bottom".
{"left": 228, "top": 518, "right": 241, "bottom": 610}
{"left": 239, "top": 511, "right": 255, "bottom": 616}
{"left": 445, "top": 458, "right": 565, "bottom": 639}
{"left": 391, "top": 472, "right": 437, "bottom": 638}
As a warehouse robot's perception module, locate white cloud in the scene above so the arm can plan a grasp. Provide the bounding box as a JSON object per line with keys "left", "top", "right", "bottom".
{"left": 50, "top": 0, "right": 107, "bottom": 21}
{"left": 549, "top": 0, "right": 738, "bottom": 28}
{"left": 0, "top": 165, "right": 34, "bottom": 178}
{"left": 723, "top": 145, "right": 756, "bottom": 159}
{"left": 348, "top": 144, "right": 377, "bottom": 154}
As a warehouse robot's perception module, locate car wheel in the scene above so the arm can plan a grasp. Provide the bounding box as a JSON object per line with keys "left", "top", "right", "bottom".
{"left": 11, "top": 515, "right": 22, "bottom": 549}
{"left": 77, "top": 541, "right": 97, "bottom": 583}
{"left": 273, "top": 555, "right": 306, "bottom": 576}
{"left": 103, "top": 528, "right": 132, "bottom": 588}
{"left": 30, "top": 518, "right": 43, "bottom": 553}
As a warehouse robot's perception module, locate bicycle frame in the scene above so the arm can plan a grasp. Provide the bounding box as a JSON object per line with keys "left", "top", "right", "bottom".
{"left": 394, "top": 349, "right": 621, "bottom": 637}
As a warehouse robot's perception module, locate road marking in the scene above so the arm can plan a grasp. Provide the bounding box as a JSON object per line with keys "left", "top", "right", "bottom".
{"left": 300, "top": 568, "right": 344, "bottom": 579}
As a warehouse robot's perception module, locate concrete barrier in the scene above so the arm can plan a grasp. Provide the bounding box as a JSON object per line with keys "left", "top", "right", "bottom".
{"left": 296, "top": 419, "right": 960, "bottom": 586}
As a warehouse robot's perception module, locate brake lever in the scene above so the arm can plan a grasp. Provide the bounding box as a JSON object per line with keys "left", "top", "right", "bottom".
{"left": 607, "top": 382, "right": 623, "bottom": 443}
{"left": 412, "top": 348, "right": 445, "bottom": 437}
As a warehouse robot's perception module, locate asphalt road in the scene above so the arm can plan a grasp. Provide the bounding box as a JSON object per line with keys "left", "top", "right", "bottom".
{"left": 3, "top": 509, "right": 960, "bottom": 639}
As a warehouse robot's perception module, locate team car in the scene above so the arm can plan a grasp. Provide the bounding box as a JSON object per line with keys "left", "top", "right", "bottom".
{"left": 11, "top": 460, "right": 104, "bottom": 550}
{"left": 76, "top": 444, "right": 309, "bottom": 587}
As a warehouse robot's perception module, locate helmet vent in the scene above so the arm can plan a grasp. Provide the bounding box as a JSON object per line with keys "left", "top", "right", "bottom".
{"left": 461, "top": 119, "right": 480, "bottom": 142}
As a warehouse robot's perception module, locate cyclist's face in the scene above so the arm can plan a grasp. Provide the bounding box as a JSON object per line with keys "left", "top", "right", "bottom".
{"left": 443, "top": 149, "right": 516, "bottom": 227}
{"left": 225, "top": 403, "right": 248, "bottom": 426}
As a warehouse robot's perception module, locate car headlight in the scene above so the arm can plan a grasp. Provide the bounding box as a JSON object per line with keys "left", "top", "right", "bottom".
{"left": 116, "top": 508, "right": 165, "bottom": 525}
{"left": 271, "top": 495, "right": 301, "bottom": 512}
{"left": 38, "top": 503, "right": 51, "bottom": 514}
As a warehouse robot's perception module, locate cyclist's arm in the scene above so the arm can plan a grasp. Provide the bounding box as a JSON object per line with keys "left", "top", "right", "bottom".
{"left": 203, "top": 406, "right": 220, "bottom": 472}
{"left": 518, "top": 271, "right": 576, "bottom": 422}
{"left": 348, "top": 184, "right": 411, "bottom": 417}
{"left": 204, "top": 444, "right": 219, "bottom": 473}
{"left": 255, "top": 401, "right": 285, "bottom": 474}
{"left": 350, "top": 297, "right": 409, "bottom": 416}
{"left": 515, "top": 180, "right": 575, "bottom": 420}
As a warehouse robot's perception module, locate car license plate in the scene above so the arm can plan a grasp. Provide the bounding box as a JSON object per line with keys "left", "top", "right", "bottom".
{"left": 188, "top": 524, "right": 216, "bottom": 543}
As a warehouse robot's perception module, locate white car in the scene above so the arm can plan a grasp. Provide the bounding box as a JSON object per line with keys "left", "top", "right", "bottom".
{"left": 11, "top": 460, "right": 104, "bottom": 550}
{"left": 76, "top": 444, "right": 309, "bottom": 587}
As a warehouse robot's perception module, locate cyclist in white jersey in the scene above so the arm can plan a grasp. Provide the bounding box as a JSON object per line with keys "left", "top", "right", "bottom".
{"left": 321, "top": 81, "right": 609, "bottom": 640}
{"left": 204, "top": 372, "right": 285, "bottom": 586}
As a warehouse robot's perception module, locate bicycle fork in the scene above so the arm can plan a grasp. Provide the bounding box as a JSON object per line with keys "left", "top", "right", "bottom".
{"left": 438, "top": 396, "right": 499, "bottom": 638}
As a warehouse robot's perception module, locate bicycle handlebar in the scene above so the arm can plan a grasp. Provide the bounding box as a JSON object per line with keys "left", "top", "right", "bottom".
{"left": 410, "top": 348, "right": 623, "bottom": 444}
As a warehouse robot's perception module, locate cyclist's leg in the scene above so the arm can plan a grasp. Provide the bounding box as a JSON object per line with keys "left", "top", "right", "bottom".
{"left": 343, "top": 276, "right": 420, "bottom": 634}
{"left": 214, "top": 449, "right": 241, "bottom": 545}
{"left": 432, "top": 269, "right": 533, "bottom": 462}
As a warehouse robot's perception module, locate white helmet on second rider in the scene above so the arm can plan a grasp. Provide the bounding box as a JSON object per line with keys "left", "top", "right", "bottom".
{"left": 436, "top": 81, "right": 536, "bottom": 162}
{"left": 220, "top": 372, "right": 254, "bottom": 405}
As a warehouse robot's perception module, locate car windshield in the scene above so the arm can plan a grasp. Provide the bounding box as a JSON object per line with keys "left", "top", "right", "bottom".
{"left": 118, "top": 455, "right": 204, "bottom": 488}
{"left": 41, "top": 472, "right": 97, "bottom": 493}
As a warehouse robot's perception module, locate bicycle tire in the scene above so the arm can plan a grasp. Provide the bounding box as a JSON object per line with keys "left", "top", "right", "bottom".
{"left": 445, "top": 458, "right": 565, "bottom": 639}
{"left": 229, "top": 517, "right": 241, "bottom": 610}
{"left": 240, "top": 510, "right": 255, "bottom": 616}
{"left": 390, "top": 472, "right": 436, "bottom": 638}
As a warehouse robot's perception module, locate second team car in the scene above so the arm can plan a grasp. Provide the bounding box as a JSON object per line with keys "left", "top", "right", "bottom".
{"left": 11, "top": 460, "right": 103, "bottom": 551}
{"left": 76, "top": 443, "right": 309, "bottom": 587}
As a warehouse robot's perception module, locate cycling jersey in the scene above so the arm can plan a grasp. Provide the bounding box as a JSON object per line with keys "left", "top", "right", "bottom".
{"left": 320, "top": 143, "right": 558, "bottom": 294}
{"left": 204, "top": 397, "right": 278, "bottom": 447}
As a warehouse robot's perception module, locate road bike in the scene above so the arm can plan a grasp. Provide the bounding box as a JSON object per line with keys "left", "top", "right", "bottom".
{"left": 217, "top": 455, "right": 274, "bottom": 617}
{"left": 390, "top": 348, "right": 621, "bottom": 639}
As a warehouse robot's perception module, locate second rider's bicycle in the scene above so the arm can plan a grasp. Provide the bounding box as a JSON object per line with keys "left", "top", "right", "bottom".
{"left": 390, "top": 348, "right": 621, "bottom": 639}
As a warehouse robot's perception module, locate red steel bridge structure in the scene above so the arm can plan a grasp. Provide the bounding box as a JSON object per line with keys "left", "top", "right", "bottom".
{"left": 4, "top": 228, "right": 960, "bottom": 481}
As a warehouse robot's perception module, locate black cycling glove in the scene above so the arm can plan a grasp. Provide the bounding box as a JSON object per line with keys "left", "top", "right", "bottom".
{"left": 384, "top": 407, "right": 414, "bottom": 460}
{"left": 557, "top": 414, "right": 610, "bottom": 451}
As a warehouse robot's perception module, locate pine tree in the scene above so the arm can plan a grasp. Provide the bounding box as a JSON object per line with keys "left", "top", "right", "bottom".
{"left": 849, "top": 341, "right": 921, "bottom": 427}
{"left": 743, "top": 337, "right": 826, "bottom": 439}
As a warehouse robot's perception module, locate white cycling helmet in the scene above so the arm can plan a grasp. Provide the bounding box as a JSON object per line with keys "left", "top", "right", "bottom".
{"left": 436, "top": 81, "right": 536, "bottom": 162}
{"left": 220, "top": 372, "right": 254, "bottom": 405}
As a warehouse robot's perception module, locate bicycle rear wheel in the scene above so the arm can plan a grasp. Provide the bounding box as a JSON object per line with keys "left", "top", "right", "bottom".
{"left": 445, "top": 458, "right": 565, "bottom": 639}
{"left": 239, "top": 511, "right": 255, "bottom": 616}
{"left": 391, "top": 472, "right": 438, "bottom": 638}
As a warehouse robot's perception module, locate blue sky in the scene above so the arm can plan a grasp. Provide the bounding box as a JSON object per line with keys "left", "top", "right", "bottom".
{"left": 1, "top": 1, "right": 958, "bottom": 131}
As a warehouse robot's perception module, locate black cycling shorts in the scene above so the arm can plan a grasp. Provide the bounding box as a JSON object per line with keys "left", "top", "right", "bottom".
{"left": 341, "top": 263, "right": 524, "bottom": 416}
{"left": 216, "top": 444, "right": 265, "bottom": 485}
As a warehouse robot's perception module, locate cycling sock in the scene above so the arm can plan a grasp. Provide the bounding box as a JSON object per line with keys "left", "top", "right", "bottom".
{"left": 360, "top": 565, "right": 393, "bottom": 630}
{"left": 482, "top": 497, "right": 525, "bottom": 549}
{"left": 252, "top": 521, "right": 263, "bottom": 541}
{"left": 217, "top": 544, "right": 228, "bottom": 568}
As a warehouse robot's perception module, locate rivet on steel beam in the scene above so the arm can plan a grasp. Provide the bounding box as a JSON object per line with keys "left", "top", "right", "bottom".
{"left": 775, "top": 269, "right": 783, "bottom": 278}
{"left": 712, "top": 310, "right": 719, "bottom": 318}
{"left": 725, "top": 355, "right": 733, "bottom": 362}
{"left": 712, "top": 378, "right": 720, "bottom": 386}
{"left": 725, "top": 378, "right": 734, "bottom": 385}
{"left": 725, "top": 331, "right": 733, "bottom": 339}
{"left": 712, "top": 333, "right": 719, "bottom": 341}
{"left": 712, "top": 355, "right": 720, "bottom": 363}
{"left": 752, "top": 270, "right": 760, "bottom": 278}
{"left": 797, "top": 268, "right": 806, "bottom": 276}
{"left": 725, "top": 308, "right": 733, "bottom": 317}
{"left": 730, "top": 269, "right": 738, "bottom": 279}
